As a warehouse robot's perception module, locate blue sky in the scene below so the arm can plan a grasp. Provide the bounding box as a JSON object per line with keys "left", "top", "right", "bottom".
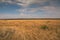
{"left": 0, "top": 0, "right": 60, "bottom": 19}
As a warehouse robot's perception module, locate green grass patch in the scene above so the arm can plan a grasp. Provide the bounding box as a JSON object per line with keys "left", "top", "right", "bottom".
{"left": 40, "top": 25, "right": 48, "bottom": 30}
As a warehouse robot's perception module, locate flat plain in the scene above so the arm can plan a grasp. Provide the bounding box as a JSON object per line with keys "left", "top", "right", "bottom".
{"left": 0, "top": 19, "right": 60, "bottom": 40}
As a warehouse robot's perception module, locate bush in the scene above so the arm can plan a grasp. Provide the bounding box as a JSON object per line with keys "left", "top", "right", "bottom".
{"left": 40, "top": 25, "right": 48, "bottom": 30}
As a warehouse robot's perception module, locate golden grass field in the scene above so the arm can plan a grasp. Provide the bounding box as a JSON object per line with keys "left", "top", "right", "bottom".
{"left": 0, "top": 20, "right": 60, "bottom": 40}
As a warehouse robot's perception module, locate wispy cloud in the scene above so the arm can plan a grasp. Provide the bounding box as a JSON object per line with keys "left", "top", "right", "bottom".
{"left": 0, "top": 0, "right": 50, "bottom": 7}
{"left": 0, "top": 0, "right": 60, "bottom": 7}
{"left": 0, "top": 0, "right": 60, "bottom": 18}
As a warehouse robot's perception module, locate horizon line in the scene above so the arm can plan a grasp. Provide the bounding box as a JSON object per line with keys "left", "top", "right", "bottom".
{"left": 0, "top": 18, "right": 60, "bottom": 20}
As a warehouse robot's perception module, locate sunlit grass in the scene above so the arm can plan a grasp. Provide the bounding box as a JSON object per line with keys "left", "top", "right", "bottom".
{"left": 0, "top": 20, "right": 60, "bottom": 40}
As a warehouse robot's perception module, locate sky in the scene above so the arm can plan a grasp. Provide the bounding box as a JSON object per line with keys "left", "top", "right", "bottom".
{"left": 0, "top": 0, "right": 60, "bottom": 19}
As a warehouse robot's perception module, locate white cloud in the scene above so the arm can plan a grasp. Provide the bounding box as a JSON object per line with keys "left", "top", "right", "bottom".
{"left": 0, "top": 13, "right": 40, "bottom": 19}
{"left": 17, "top": 5, "right": 60, "bottom": 18}
{"left": 0, "top": 0, "right": 60, "bottom": 18}
{"left": 42, "top": 6, "right": 60, "bottom": 13}
{"left": 0, "top": 0, "right": 48, "bottom": 7}
{"left": 17, "top": 7, "right": 43, "bottom": 14}
{"left": 0, "top": 13, "right": 21, "bottom": 19}
{"left": 0, "top": 0, "right": 59, "bottom": 7}
{"left": 20, "top": 13, "right": 25, "bottom": 16}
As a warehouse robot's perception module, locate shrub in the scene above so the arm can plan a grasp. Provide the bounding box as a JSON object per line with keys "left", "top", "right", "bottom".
{"left": 40, "top": 25, "right": 48, "bottom": 30}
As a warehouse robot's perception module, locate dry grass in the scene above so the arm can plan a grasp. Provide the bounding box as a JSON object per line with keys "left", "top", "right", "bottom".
{"left": 0, "top": 20, "right": 60, "bottom": 40}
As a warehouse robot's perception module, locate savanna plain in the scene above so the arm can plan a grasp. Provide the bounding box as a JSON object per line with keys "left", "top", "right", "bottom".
{"left": 0, "top": 20, "right": 60, "bottom": 40}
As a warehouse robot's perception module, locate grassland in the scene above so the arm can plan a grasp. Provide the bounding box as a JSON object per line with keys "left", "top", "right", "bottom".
{"left": 0, "top": 20, "right": 60, "bottom": 40}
